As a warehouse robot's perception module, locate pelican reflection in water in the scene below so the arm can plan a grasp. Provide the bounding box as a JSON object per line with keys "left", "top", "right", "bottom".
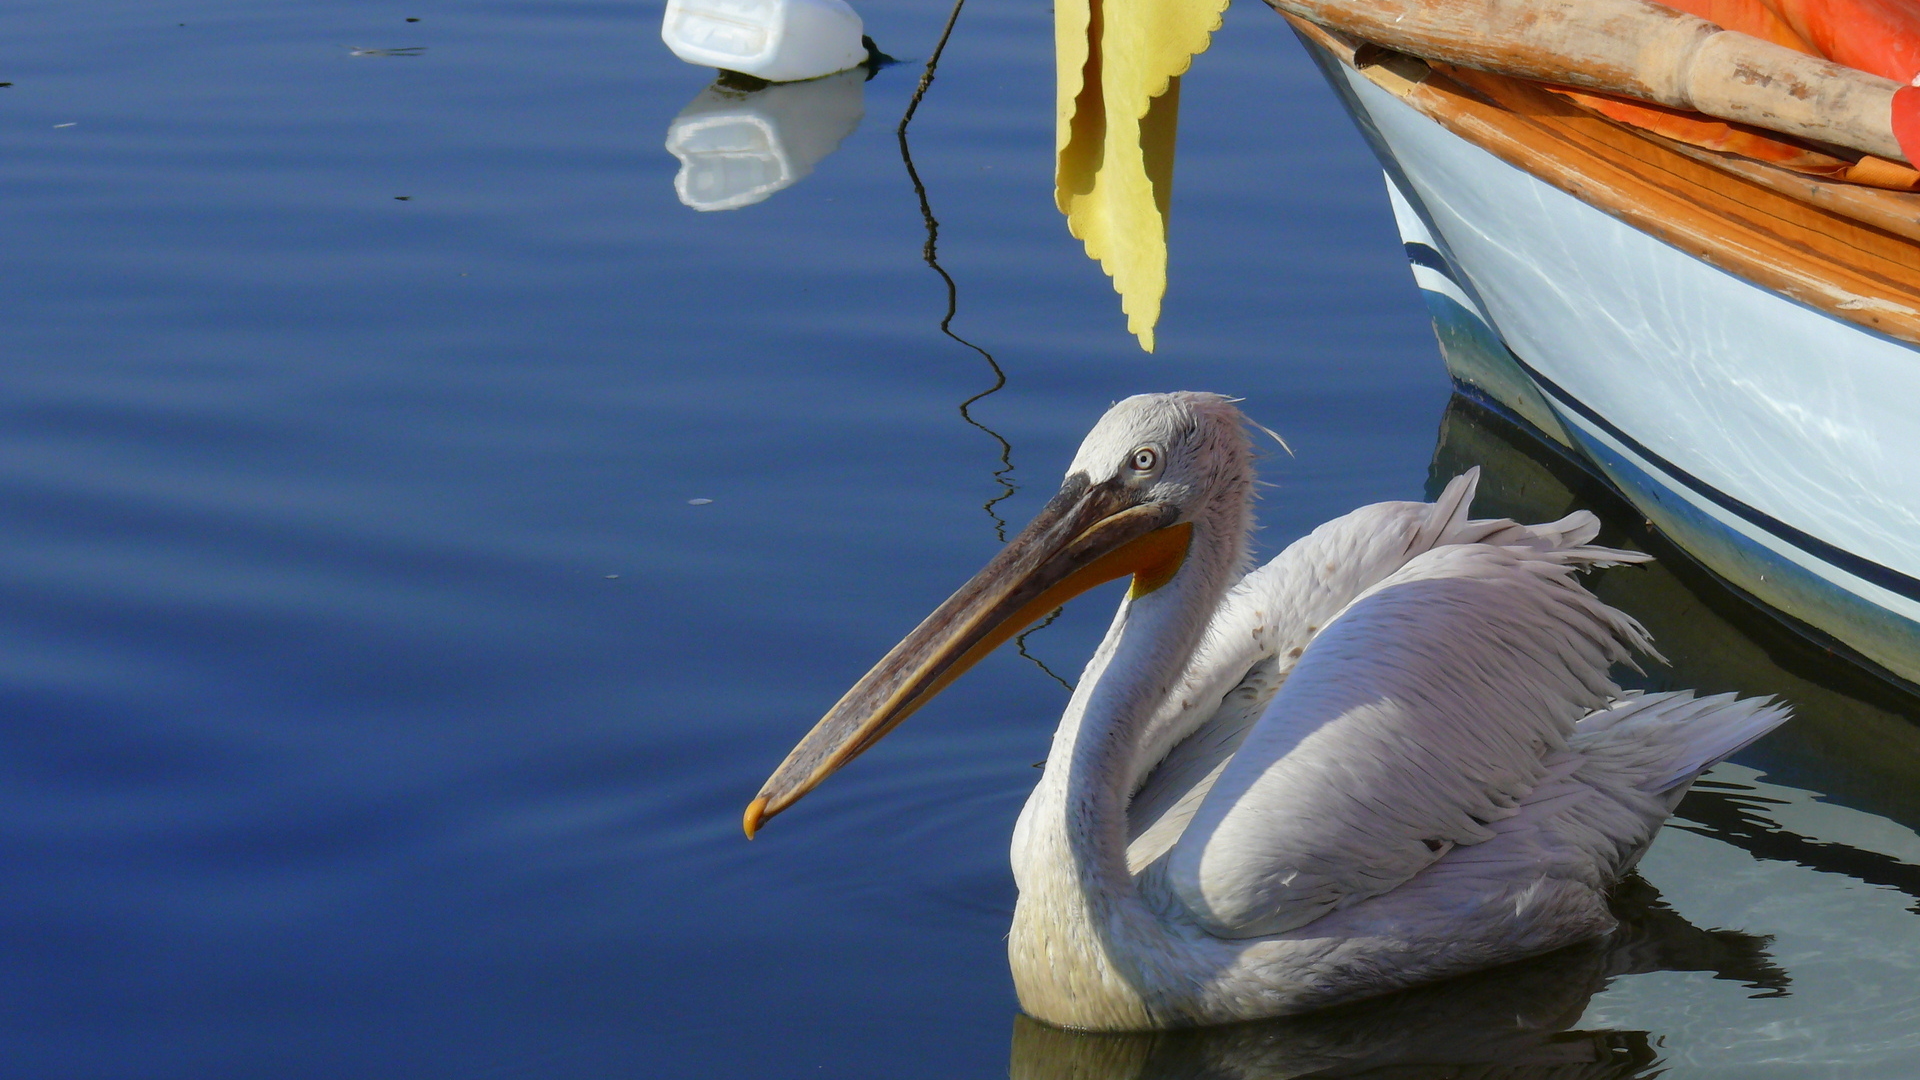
{"left": 748, "top": 393, "right": 1788, "bottom": 1029}
{"left": 1010, "top": 875, "right": 1786, "bottom": 1080}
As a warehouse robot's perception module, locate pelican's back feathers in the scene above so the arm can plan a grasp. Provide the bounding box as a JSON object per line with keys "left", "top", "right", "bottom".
{"left": 1574, "top": 690, "right": 1791, "bottom": 807}
{"left": 1124, "top": 471, "right": 1648, "bottom": 870}
{"left": 1161, "top": 541, "right": 1654, "bottom": 938}
{"left": 1119, "top": 473, "right": 1780, "bottom": 948}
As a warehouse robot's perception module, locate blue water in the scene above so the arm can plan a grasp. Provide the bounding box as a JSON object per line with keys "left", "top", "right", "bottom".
{"left": 2, "top": 2, "right": 1917, "bottom": 1077}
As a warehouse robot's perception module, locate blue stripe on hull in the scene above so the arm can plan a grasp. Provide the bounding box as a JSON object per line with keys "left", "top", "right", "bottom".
{"left": 1510, "top": 352, "right": 1920, "bottom": 604}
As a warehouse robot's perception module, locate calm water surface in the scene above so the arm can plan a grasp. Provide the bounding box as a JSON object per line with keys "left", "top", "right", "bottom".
{"left": 2, "top": 2, "right": 1917, "bottom": 1077}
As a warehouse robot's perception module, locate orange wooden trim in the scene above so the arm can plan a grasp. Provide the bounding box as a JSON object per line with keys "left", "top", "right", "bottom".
{"left": 1282, "top": 13, "right": 1920, "bottom": 346}
{"left": 1645, "top": 138, "right": 1920, "bottom": 245}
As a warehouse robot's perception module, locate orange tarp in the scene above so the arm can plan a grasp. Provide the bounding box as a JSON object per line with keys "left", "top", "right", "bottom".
{"left": 1679, "top": 0, "right": 1920, "bottom": 82}
{"left": 1556, "top": 0, "right": 1920, "bottom": 187}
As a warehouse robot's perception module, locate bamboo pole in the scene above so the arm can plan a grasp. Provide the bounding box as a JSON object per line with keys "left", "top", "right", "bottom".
{"left": 1268, "top": 0, "right": 1911, "bottom": 163}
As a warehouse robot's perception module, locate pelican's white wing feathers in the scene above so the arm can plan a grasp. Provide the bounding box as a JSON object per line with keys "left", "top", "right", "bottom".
{"left": 1160, "top": 540, "right": 1658, "bottom": 938}
{"left": 1204, "top": 689, "right": 1791, "bottom": 1018}
{"left": 1123, "top": 471, "right": 1642, "bottom": 875}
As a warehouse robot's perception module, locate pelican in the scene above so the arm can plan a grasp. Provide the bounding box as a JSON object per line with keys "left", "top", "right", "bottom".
{"left": 746, "top": 392, "right": 1788, "bottom": 1030}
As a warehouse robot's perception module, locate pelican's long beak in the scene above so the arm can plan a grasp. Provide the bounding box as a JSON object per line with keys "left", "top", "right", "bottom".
{"left": 744, "top": 474, "right": 1192, "bottom": 837}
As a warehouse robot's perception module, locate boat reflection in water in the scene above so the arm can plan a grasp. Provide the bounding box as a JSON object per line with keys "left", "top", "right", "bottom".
{"left": 1007, "top": 394, "right": 1920, "bottom": 1079}
{"left": 1431, "top": 394, "right": 1920, "bottom": 839}
{"left": 664, "top": 66, "right": 866, "bottom": 211}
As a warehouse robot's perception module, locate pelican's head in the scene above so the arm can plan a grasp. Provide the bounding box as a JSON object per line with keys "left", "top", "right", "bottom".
{"left": 1066, "top": 392, "right": 1256, "bottom": 537}
{"left": 745, "top": 392, "right": 1256, "bottom": 836}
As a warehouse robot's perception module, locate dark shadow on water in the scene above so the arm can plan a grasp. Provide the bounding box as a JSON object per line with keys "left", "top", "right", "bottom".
{"left": 1673, "top": 779, "right": 1920, "bottom": 915}
{"left": 1008, "top": 876, "right": 1783, "bottom": 1080}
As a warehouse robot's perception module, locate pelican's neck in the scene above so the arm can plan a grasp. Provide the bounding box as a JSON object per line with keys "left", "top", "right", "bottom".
{"left": 1009, "top": 513, "right": 1243, "bottom": 1028}
{"left": 1052, "top": 562, "right": 1223, "bottom": 866}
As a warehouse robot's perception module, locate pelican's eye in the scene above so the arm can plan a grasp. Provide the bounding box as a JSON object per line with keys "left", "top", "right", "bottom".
{"left": 1130, "top": 447, "right": 1159, "bottom": 474}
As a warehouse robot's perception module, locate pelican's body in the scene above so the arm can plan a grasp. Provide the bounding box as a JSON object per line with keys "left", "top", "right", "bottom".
{"left": 750, "top": 393, "right": 1787, "bottom": 1030}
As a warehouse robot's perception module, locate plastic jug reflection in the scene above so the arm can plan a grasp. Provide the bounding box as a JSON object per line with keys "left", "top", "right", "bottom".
{"left": 665, "top": 68, "right": 865, "bottom": 212}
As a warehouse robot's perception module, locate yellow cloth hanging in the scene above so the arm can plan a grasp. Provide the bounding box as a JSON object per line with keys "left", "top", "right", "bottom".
{"left": 1057, "top": 0, "right": 1230, "bottom": 352}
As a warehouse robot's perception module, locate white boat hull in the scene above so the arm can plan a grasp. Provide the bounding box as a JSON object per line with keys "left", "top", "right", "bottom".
{"left": 1305, "top": 41, "right": 1920, "bottom": 685}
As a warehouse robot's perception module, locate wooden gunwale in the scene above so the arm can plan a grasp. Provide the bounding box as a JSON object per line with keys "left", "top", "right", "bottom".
{"left": 1278, "top": 11, "right": 1920, "bottom": 347}
{"left": 1646, "top": 140, "right": 1920, "bottom": 246}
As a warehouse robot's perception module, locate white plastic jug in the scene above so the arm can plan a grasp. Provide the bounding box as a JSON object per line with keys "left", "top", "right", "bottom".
{"left": 662, "top": 0, "right": 867, "bottom": 84}
{"left": 665, "top": 67, "right": 866, "bottom": 211}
